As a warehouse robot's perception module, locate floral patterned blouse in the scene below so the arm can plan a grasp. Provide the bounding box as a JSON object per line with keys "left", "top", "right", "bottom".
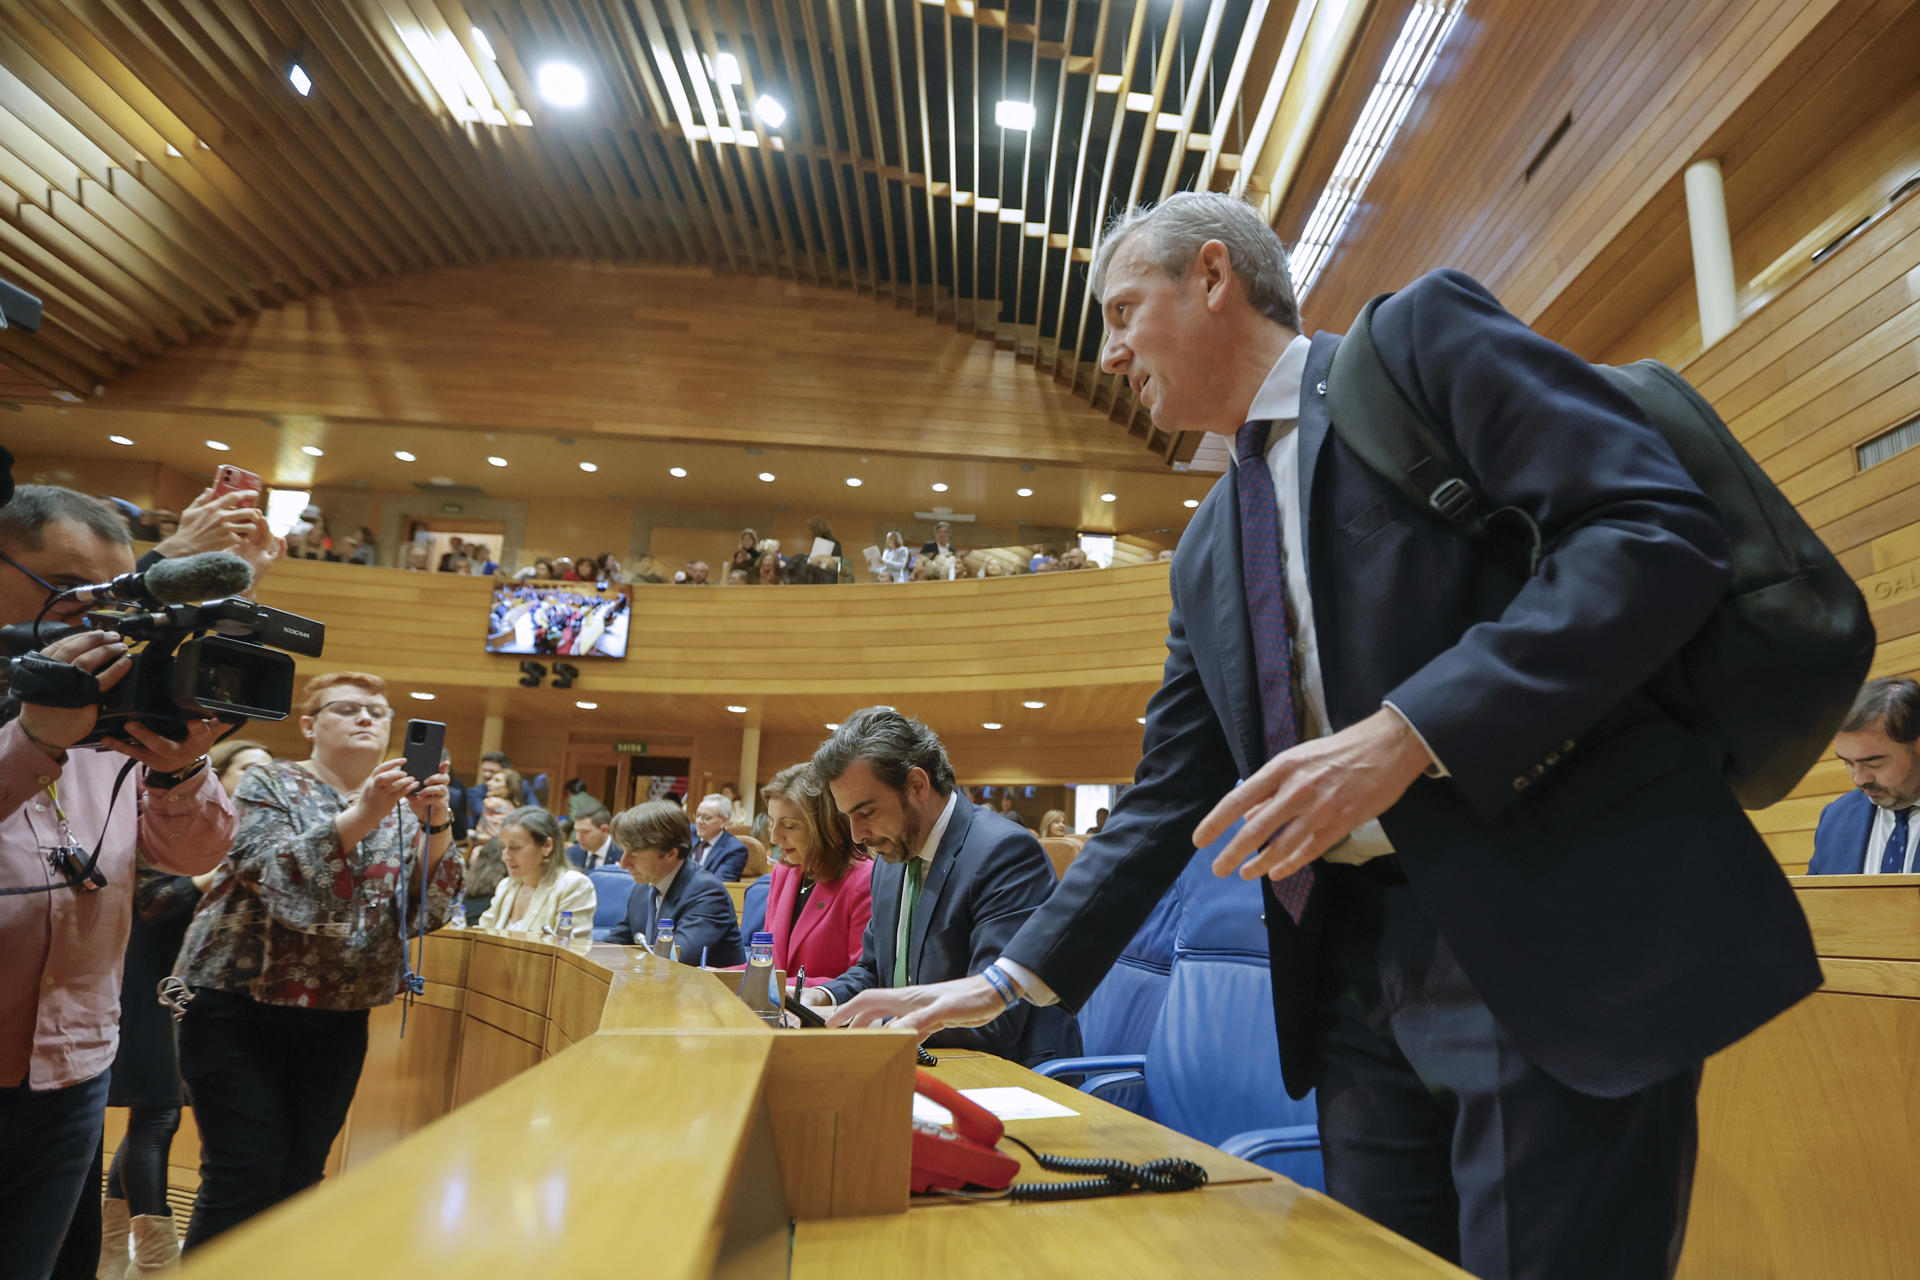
{"left": 174, "top": 761, "right": 464, "bottom": 1011}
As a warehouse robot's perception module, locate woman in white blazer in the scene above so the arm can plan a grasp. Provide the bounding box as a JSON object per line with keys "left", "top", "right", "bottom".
{"left": 476, "top": 806, "right": 596, "bottom": 937}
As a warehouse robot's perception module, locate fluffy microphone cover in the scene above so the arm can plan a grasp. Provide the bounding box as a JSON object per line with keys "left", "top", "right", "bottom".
{"left": 144, "top": 551, "right": 255, "bottom": 604}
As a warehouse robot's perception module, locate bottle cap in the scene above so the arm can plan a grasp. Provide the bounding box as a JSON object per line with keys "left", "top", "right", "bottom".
{"left": 658, "top": 917, "right": 674, "bottom": 927}
{"left": 752, "top": 931, "right": 774, "bottom": 944}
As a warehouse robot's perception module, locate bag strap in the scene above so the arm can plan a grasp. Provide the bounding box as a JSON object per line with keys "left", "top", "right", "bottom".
{"left": 1326, "top": 293, "right": 1542, "bottom": 577}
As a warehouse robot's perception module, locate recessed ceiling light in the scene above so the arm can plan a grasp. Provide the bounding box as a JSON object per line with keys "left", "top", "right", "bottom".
{"left": 302, "top": 445, "right": 325, "bottom": 457}
{"left": 668, "top": 466, "right": 687, "bottom": 478}
{"left": 579, "top": 461, "right": 598, "bottom": 472}
{"left": 395, "top": 450, "right": 417, "bottom": 462}
{"left": 1016, "top": 487, "right": 1033, "bottom": 497}
{"left": 487, "top": 456, "right": 508, "bottom": 467}
{"left": 575, "top": 700, "right": 599, "bottom": 710}
{"left": 825, "top": 722, "right": 839, "bottom": 730}
{"left": 537, "top": 62, "right": 588, "bottom": 108}
{"left": 288, "top": 64, "right": 313, "bottom": 97}
{"left": 845, "top": 477, "right": 862, "bottom": 487}
{"left": 409, "top": 691, "right": 435, "bottom": 701}
{"left": 931, "top": 482, "right": 948, "bottom": 493}
{"left": 725, "top": 704, "right": 748, "bottom": 714}
{"left": 1099, "top": 492, "right": 1117, "bottom": 502}
{"left": 1183, "top": 498, "right": 1199, "bottom": 508}
{"left": 712, "top": 52, "right": 742, "bottom": 85}
{"left": 108, "top": 434, "right": 134, "bottom": 446}
{"left": 1022, "top": 701, "right": 1046, "bottom": 709}
{"left": 753, "top": 95, "right": 786, "bottom": 128}
{"left": 758, "top": 472, "right": 775, "bottom": 482}
{"left": 981, "top": 722, "right": 1003, "bottom": 730}
{"left": 995, "top": 100, "right": 1035, "bottom": 131}
{"left": 470, "top": 27, "right": 496, "bottom": 60}
{"left": 1136, "top": 716, "right": 1147, "bottom": 724}
{"left": 205, "top": 440, "right": 230, "bottom": 452}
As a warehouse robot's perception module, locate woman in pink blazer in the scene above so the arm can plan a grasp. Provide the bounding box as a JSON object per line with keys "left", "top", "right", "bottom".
{"left": 761, "top": 763, "right": 874, "bottom": 983}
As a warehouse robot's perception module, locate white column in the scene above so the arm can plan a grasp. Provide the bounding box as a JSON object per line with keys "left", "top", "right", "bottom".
{"left": 737, "top": 725, "right": 761, "bottom": 821}
{"left": 1684, "top": 157, "right": 1739, "bottom": 347}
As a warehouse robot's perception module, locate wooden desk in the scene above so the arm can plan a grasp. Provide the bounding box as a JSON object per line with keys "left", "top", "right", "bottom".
{"left": 177, "top": 929, "right": 1462, "bottom": 1279}
{"left": 1679, "top": 876, "right": 1920, "bottom": 1279}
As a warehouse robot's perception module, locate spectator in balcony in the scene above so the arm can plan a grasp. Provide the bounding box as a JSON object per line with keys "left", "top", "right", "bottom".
{"left": 286, "top": 506, "right": 336, "bottom": 561}
{"left": 1059, "top": 547, "right": 1091, "bottom": 571}
{"left": 879, "top": 531, "right": 911, "bottom": 583}
{"left": 761, "top": 763, "right": 874, "bottom": 984}
{"left": 920, "top": 521, "right": 960, "bottom": 559}
{"left": 805, "top": 516, "right": 843, "bottom": 559}
{"left": 475, "top": 807, "right": 595, "bottom": 935}
{"left": 631, "top": 554, "right": 665, "bottom": 584}
{"left": 726, "top": 569, "right": 749, "bottom": 586}
{"left": 514, "top": 556, "right": 555, "bottom": 581}
{"left": 909, "top": 561, "right": 935, "bottom": 583}
{"left": 344, "top": 527, "right": 377, "bottom": 566}
{"left": 1029, "top": 547, "right": 1052, "bottom": 573}
{"left": 756, "top": 552, "right": 786, "bottom": 586}
{"left": 436, "top": 537, "right": 468, "bottom": 573}
{"left": 561, "top": 550, "right": 598, "bottom": 582}
{"left": 979, "top": 558, "right": 1008, "bottom": 579}
{"left": 402, "top": 543, "right": 430, "bottom": 572}
{"left": 729, "top": 530, "right": 761, "bottom": 577}
{"left": 680, "top": 560, "right": 711, "bottom": 586}
{"left": 598, "top": 553, "right": 628, "bottom": 584}
{"left": 1039, "top": 810, "right": 1071, "bottom": 839}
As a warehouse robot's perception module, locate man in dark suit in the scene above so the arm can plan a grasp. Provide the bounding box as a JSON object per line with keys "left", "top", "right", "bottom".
{"left": 919, "top": 521, "right": 959, "bottom": 559}
{"left": 1809, "top": 677, "right": 1920, "bottom": 874}
{"left": 605, "top": 800, "right": 744, "bottom": 967}
{"left": 834, "top": 193, "right": 1820, "bottom": 1278}
{"left": 817, "top": 708, "right": 1079, "bottom": 1067}
{"left": 689, "top": 794, "right": 749, "bottom": 881}
{"left": 564, "top": 807, "right": 622, "bottom": 872}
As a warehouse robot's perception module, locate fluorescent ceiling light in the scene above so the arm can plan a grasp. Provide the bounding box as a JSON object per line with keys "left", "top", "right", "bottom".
{"left": 471, "top": 27, "right": 496, "bottom": 60}
{"left": 108, "top": 434, "right": 134, "bottom": 446}
{"left": 669, "top": 466, "right": 687, "bottom": 478}
{"left": 995, "top": 100, "right": 1035, "bottom": 131}
{"left": 579, "top": 461, "right": 598, "bottom": 472}
{"left": 288, "top": 64, "right": 313, "bottom": 97}
{"left": 1293, "top": 0, "right": 1466, "bottom": 297}
{"left": 758, "top": 472, "right": 775, "bottom": 482}
{"left": 206, "top": 440, "right": 230, "bottom": 451}
{"left": 395, "top": 450, "right": 417, "bottom": 462}
{"left": 537, "top": 62, "right": 588, "bottom": 108}
{"left": 931, "top": 482, "right": 948, "bottom": 492}
{"left": 301, "top": 445, "right": 325, "bottom": 457}
{"left": 753, "top": 95, "right": 786, "bottom": 128}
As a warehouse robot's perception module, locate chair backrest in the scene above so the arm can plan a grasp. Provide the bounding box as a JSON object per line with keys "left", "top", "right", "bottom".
{"left": 1073, "top": 884, "right": 1181, "bottom": 1120}
{"left": 586, "top": 868, "right": 634, "bottom": 930}
{"left": 740, "top": 873, "right": 773, "bottom": 940}
{"left": 1038, "top": 838, "right": 1079, "bottom": 879}
{"left": 738, "top": 835, "right": 770, "bottom": 879}
{"left": 1142, "top": 825, "right": 1319, "bottom": 1183}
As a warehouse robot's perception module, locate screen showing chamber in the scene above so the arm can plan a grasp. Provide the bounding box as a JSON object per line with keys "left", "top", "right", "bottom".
{"left": 486, "top": 581, "right": 630, "bottom": 658}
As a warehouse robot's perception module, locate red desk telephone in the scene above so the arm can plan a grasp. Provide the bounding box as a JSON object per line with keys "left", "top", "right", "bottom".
{"left": 910, "top": 1069, "right": 1020, "bottom": 1193}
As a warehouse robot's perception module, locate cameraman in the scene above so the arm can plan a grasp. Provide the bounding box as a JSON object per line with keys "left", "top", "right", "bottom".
{"left": 0, "top": 487, "right": 233, "bottom": 1280}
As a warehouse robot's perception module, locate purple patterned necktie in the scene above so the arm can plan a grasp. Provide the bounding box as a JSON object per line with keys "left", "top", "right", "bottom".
{"left": 1236, "top": 420, "right": 1314, "bottom": 922}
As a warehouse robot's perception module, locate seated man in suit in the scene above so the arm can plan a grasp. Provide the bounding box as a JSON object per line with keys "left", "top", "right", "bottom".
{"left": 814, "top": 708, "right": 1079, "bottom": 1067}
{"left": 1811, "top": 676, "right": 1920, "bottom": 874}
{"left": 606, "top": 800, "right": 745, "bottom": 967}
{"left": 689, "top": 794, "right": 749, "bottom": 881}
{"left": 565, "top": 806, "right": 622, "bottom": 871}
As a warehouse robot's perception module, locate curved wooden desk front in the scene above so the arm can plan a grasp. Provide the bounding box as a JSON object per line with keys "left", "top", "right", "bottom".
{"left": 174, "top": 929, "right": 1470, "bottom": 1279}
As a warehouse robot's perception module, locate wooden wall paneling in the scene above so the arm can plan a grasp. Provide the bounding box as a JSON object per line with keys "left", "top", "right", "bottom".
{"left": 465, "top": 936, "right": 554, "bottom": 1016}
{"left": 448, "top": 1013, "right": 544, "bottom": 1108}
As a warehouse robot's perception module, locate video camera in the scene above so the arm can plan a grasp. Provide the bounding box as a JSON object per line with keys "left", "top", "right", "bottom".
{"left": 0, "top": 556, "right": 324, "bottom": 745}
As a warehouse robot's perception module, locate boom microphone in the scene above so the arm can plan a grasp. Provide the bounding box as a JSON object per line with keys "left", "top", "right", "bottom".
{"left": 60, "top": 551, "right": 255, "bottom": 608}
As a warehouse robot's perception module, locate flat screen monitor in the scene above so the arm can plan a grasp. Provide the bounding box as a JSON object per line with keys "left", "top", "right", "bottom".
{"left": 487, "top": 580, "right": 630, "bottom": 659}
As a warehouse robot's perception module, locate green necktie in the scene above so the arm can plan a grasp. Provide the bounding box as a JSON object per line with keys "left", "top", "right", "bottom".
{"left": 892, "top": 857, "right": 927, "bottom": 987}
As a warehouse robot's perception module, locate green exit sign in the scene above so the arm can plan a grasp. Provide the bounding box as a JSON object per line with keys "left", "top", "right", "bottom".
{"left": 615, "top": 741, "right": 648, "bottom": 755}
{"left": 440, "top": 503, "right": 464, "bottom": 514}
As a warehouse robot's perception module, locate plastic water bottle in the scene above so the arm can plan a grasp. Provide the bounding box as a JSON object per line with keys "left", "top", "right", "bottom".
{"left": 555, "top": 909, "right": 576, "bottom": 944}
{"left": 739, "top": 932, "right": 780, "bottom": 1023}
{"left": 654, "top": 917, "right": 675, "bottom": 961}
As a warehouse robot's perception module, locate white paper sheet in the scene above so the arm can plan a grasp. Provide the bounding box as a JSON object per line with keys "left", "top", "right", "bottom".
{"left": 957, "top": 1086, "right": 1080, "bottom": 1120}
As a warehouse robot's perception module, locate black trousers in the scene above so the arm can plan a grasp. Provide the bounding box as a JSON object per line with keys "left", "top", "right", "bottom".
{"left": 0, "top": 1071, "right": 108, "bottom": 1280}
{"left": 1313, "top": 863, "right": 1701, "bottom": 1280}
{"left": 177, "top": 988, "right": 369, "bottom": 1250}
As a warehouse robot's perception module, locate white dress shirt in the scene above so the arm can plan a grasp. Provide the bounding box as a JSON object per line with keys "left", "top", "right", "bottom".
{"left": 1864, "top": 802, "right": 1920, "bottom": 874}
{"left": 894, "top": 790, "right": 960, "bottom": 973}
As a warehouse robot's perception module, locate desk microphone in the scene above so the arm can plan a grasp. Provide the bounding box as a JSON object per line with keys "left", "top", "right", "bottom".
{"left": 60, "top": 551, "right": 254, "bottom": 608}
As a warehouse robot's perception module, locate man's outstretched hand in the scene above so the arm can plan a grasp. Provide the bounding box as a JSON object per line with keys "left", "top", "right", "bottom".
{"left": 827, "top": 975, "right": 1008, "bottom": 1036}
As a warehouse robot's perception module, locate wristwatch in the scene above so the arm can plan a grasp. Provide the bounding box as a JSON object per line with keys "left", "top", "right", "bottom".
{"left": 425, "top": 816, "right": 455, "bottom": 835}
{"left": 144, "top": 756, "right": 209, "bottom": 789}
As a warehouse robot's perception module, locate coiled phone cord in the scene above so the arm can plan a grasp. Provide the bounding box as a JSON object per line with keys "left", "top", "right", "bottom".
{"left": 999, "top": 1135, "right": 1208, "bottom": 1202}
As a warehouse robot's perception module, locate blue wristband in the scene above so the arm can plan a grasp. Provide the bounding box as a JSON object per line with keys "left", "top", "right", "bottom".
{"left": 980, "top": 963, "right": 1018, "bottom": 1009}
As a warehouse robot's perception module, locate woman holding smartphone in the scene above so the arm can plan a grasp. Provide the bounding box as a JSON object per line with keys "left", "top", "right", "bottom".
{"left": 170, "top": 672, "right": 464, "bottom": 1248}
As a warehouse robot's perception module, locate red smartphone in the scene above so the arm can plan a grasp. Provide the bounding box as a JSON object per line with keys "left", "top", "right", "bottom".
{"left": 211, "top": 465, "right": 263, "bottom": 503}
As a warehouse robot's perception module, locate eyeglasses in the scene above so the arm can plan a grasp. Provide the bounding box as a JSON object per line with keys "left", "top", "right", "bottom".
{"left": 319, "top": 701, "right": 393, "bottom": 721}
{"left": 0, "top": 548, "right": 60, "bottom": 596}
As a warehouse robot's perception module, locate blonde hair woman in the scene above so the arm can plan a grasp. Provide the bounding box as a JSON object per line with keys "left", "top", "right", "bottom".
{"left": 475, "top": 806, "right": 595, "bottom": 935}
{"left": 1039, "top": 809, "right": 1071, "bottom": 839}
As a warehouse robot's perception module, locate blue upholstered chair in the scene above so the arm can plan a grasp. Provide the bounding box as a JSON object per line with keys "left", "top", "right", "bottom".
{"left": 587, "top": 868, "right": 634, "bottom": 942}
{"left": 1034, "top": 826, "right": 1324, "bottom": 1190}
{"left": 739, "top": 873, "right": 772, "bottom": 940}
{"left": 1058, "top": 886, "right": 1180, "bottom": 1119}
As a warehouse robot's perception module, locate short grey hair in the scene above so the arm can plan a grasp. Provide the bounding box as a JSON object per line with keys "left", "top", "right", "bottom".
{"left": 697, "top": 793, "right": 731, "bottom": 818}
{"left": 0, "top": 484, "right": 134, "bottom": 552}
{"left": 812, "top": 706, "right": 956, "bottom": 798}
{"left": 1088, "top": 192, "right": 1301, "bottom": 331}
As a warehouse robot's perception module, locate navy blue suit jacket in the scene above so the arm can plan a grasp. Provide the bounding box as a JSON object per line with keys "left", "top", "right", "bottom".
{"left": 605, "top": 860, "right": 745, "bottom": 967}
{"left": 692, "top": 831, "right": 749, "bottom": 882}
{"left": 1003, "top": 270, "right": 1821, "bottom": 1100}
{"left": 824, "top": 800, "right": 1080, "bottom": 1067}
{"left": 1808, "top": 790, "right": 1880, "bottom": 874}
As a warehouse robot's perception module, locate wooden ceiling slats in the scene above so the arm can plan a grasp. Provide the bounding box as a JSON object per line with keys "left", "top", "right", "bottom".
{"left": 1036, "top": 0, "right": 1114, "bottom": 379}
{"left": 661, "top": 0, "right": 769, "bottom": 271}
